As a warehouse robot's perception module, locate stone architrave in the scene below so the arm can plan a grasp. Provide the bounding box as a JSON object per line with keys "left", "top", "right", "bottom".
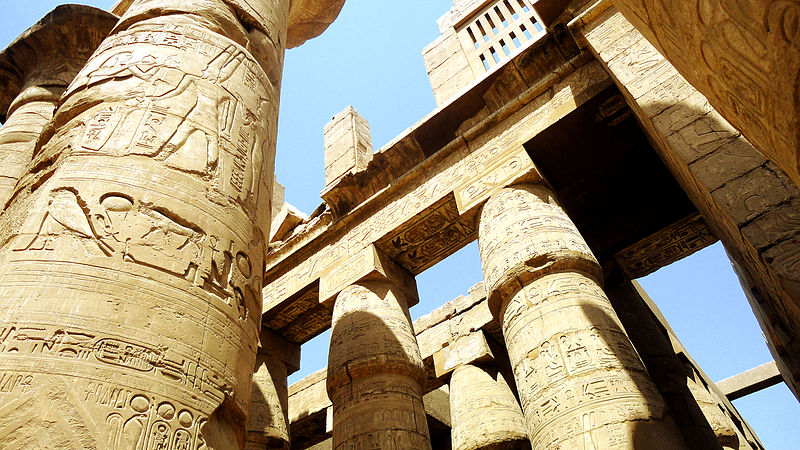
{"left": 449, "top": 363, "right": 530, "bottom": 450}
{"left": 0, "top": 0, "right": 343, "bottom": 448}
{"left": 478, "top": 184, "right": 685, "bottom": 449}
{"left": 611, "top": 0, "right": 800, "bottom": 189}
{"left": 327, "top": 281, "right": 432, "bottom": 449}
{"left": 0, "top": 5, "right": 118, "bottom": 210}
{"left": 246, "top": 330, "right": 301, "bottom": 450}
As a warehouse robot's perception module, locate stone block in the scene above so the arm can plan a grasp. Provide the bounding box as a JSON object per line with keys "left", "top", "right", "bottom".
{"left": 710, "top": 165, "right": 794, "bottom": 225}
{"left": 689, "top": 138, "right": 768, "bottom": 192}
{"left": 319, "top": 245, "right": 418, "bottom": 307}
{"left": 433, "top": 330, "right": 495, "bottom": 378}
{"left": 324, "top": 106, "right": 373, "bottom": 186}
{"left": 742, "top": 198, "right": 800, "bottom": 250}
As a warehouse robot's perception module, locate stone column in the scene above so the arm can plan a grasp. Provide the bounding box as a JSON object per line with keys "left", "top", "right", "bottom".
{"left": 450, "top": 363, "right": 530, "bottom": 450}
{"left": 0, "top": 0, "right": 343, "bottom": 449}
{"left": 327, "top": 281, "right": 431, "bottom": 449}
{"left": 246, "top": 330, "right": 300, "bottom": 450}
{"left": 0, "top": 5, "right": 118, "bottom": 210}
{"left": 478, "top": 184, "right": 685, "bottom": 449}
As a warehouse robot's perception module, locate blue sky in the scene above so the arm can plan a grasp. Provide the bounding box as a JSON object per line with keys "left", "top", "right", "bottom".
{"left": 2, "top": 1, "right": 798, "bottom": 448}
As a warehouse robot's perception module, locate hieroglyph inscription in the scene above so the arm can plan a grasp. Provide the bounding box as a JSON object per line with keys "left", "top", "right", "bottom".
{"left": 13, "top": 188, "right": 260, "bottom": 323}
{"left": 66, "top": 20, "right": 275, "bottom": 228}
{"left": 0, "top": 16, "right": 278, "bottom": 449}
{"left": 612, "top": 0, "right": 800, "bottom": 185}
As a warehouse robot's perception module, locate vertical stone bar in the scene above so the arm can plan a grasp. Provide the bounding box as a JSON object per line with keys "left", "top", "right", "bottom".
{"left": 0, "top": 5, "right": 117, "bottom": 210}
{"left": 246, "top": 330, "right": 300, "bottom": 450}
{"left": 449, "top": 363, "right": 530, "bottom": 450}
{"left": 327, "top": 281, "right": 432, "bottom": 449}
{"left": 478, "top": 184, "right": 685, "bottom": 449}
{"left": 0, "top": 0, "right": 343, "bottom": 448}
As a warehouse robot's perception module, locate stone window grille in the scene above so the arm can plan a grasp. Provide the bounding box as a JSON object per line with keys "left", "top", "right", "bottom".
{"left": 456, "top": 0, "right": 545, "bottom": 73}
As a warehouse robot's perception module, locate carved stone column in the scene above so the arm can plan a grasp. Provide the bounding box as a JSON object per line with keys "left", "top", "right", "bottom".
{"left": 327, "top": 281, "right": 432, "bottom": 449}
{"left": 450, "top": 363, "right": 530, "bottom": 450}
{"left": 246, "top": 330, "right": 300, "bottom": 450}
{"left": 478, "top": 184, "right": 685, "bottom": 449}
{"left": 0, "top": 0, "right": 343, "bottom": 448}
{"left": 0, "top": 5, "right": 117, "bottom": 210}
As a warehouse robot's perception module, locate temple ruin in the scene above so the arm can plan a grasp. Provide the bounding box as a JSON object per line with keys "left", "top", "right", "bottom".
{"left": 0, "top": 0, "right": 797, "bottom": 448}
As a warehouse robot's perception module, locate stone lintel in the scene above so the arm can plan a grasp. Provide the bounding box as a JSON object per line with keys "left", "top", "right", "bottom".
{"left": 259, "top": 328, "right": 301, "bottom": 375}
{"left": 432, "top": 330, "right": 495, "bottom": 378}
{"left": 318, "top": 244, "right": 418, "bottom": 308}
{"left": 262, "top": 57, "right": 612, "bottom": 329}
{"left": 614, "top": 213, "right": 718, "bottom": 279}
{"left": 0, "top": 5, "right": 118, "bottom": 119}
{"left": 716, "top": 361, "right": 783, "bottom": 401}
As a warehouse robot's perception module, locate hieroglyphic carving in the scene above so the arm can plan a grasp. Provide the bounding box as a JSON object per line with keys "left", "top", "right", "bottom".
{"left": 327, "top": 282, "right": 431, "bottom": 449}
{"left": 479, "top": 185, "right": 684, "bottom": 447}
{"left": 615, "top": 213, "right": 718, "bottom": 279}
{"left": 0, "top": 6, "right": 118, "bottom": 210}
{"left": 612, "top": 0, "right": 800, "bottom": 187}
{"left": 449, "top": 364, "right": 529, "bottom": 450}
{"left": 319, "top": 244, "right": 418, "bottom": 306}
{"left": 0, "top": 1, "right": 311, "bottom": 447}
{"left": 454, "top": 147, "right": 539, "bottom": 213}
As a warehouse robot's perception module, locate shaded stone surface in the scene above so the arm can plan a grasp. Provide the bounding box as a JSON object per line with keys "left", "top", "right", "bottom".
{"left": 611, "top": 0, "right": 800, "bottom": 189}
{"left": 327, "top": 282, "right": 431, "bottom": 449}
{"left": 478, "top": 184, "right": 685, "bottom": 448}
{"left": 450, "top": 364, "right": 529, "bottom": 450}
{"left": 0, "top": 5, "right": 118, "bottom": 210}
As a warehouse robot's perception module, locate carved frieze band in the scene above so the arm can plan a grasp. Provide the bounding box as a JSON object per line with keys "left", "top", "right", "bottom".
{"left": 614, "top": 213, "right": 718, "bottom": 279}
{"left": 262, "top": 61, "right": 612, "bottom": 328}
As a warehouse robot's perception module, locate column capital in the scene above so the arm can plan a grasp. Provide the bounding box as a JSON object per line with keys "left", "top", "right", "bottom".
{"left": 110, "top": 0, "right": 346, "bottom": 49}
{"left": 478, "top": 183, "right": 602, "bottom": 317}
{"left": 0, "top": 5, "right": 117, "bottom": 120}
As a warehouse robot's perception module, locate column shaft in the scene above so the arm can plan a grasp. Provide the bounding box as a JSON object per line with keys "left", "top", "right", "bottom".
{"left": 478, "top": 184, "right": 685, "bottom": 449}
{"left": 327, "top": 281, "right": 432, "bottom": 449}
{"left": 450, "top": 363, "right": 530, "bottom": 450}
{"left": 0, "top": 1, "right": 289, "bottom": 448}
{"left": 247, "top": 356, "right": 290, "bottom": 449}
{"left": 606, "top": 276, "right": 752, "bottom": 449}
{"left": 0, "top": 89, "right": 60, "bottom": 207}
{"left": 0, "top": 5, "right": 118, "bottom": 210}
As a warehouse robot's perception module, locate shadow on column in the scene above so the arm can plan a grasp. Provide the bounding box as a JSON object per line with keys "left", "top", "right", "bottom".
{"left": 327, "top": 282, "right": 431, "bottom": 449}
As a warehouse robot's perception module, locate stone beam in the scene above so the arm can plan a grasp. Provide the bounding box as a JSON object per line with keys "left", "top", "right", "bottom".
{"left": 263, "top": 40, "right": 613, "bottom": 341}
{"left": 572, "top": 0, "right": 800, "bottom": 400}
{"left": 611, "top": 0, "right": 800, "bottom": 189}
{"left": 717, "top": 362, "right": 783, "bottom": 401}
{"left": 614, "top": 213, "right": 718, "bottom": 279}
